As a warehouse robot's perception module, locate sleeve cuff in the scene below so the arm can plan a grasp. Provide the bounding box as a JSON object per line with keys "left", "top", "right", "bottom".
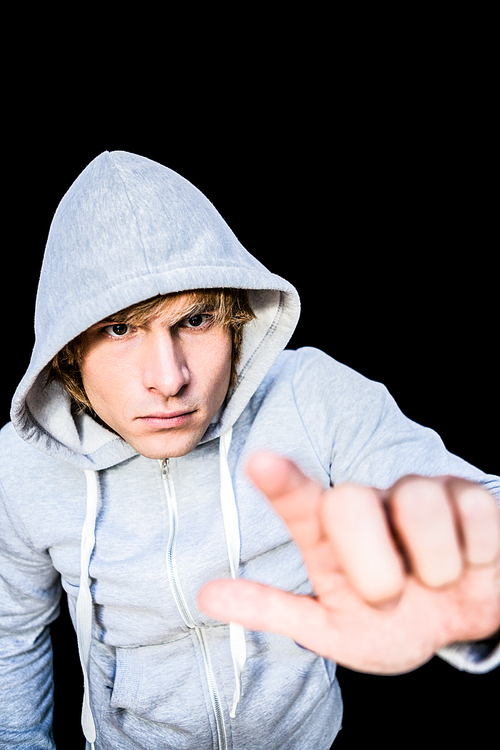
{"left": 438, "top": 630, "right": 500, "bottom": 674}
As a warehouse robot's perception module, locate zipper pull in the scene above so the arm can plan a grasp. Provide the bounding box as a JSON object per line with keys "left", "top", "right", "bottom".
{"left": 161, "top": 458, "right": 170, "bottom": 480}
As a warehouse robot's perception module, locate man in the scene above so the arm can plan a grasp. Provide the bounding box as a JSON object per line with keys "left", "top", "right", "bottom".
{"left": 1, "top": 150, "right": 499, "bottom": 749}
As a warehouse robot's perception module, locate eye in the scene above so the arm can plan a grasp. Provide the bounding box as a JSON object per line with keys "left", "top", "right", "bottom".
{"left": 182, "top": 314, "right": 211, "bottom": 328}
{"left": 104, "top": 323, "right": 130, "bottom": 337}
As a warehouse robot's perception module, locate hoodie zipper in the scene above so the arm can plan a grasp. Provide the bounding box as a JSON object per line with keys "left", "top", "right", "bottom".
{"left": 160, "top": 459, "right": 228, "bottom": 750}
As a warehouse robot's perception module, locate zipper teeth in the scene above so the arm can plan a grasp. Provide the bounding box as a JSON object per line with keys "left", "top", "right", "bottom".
{"left": 165, "top": 474, "right": 197, "bottom": 628}
{"left": 197, "top": 628, "right": 228, "bottom": 750}
{"left": 160, "top": 459, "right": 228, "bottom": 750}
{"left": 161, "top": 460, "right": 196, "bottom": 628}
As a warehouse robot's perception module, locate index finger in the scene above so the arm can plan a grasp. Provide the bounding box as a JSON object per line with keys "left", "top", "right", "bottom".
{"left": 246, "top": 451, "right": 326, "bottom": 553}
{"left": 246, "top": 452, "right": 406, "bottom": 607}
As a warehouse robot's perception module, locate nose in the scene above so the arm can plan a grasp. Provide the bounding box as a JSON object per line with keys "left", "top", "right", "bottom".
{"left": 141, "top": 328, "right": 190, "bottom": 397}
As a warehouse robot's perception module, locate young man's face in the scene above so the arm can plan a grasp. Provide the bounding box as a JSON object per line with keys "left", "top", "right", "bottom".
{"left": 80, "top": 293, "right": 233, "bottom": 459}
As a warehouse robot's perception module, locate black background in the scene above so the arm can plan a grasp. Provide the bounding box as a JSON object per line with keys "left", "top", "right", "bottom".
{"left": 2, "top": 13, "right": 498, "bottom": 749}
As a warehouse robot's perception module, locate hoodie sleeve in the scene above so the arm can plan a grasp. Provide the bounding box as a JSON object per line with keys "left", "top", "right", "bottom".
{"left": 0, "top": 483, "right": 61, "bottom": 749}
{"left": 290, "top": 347, "right": 500, "bottom": 673}
{"left": 290, "top": 347, "right": 500, "bottom": 496}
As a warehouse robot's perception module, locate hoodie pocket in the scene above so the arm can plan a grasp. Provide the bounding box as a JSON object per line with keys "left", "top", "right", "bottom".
{"left": 262, "top": 630, "right": 335, "bottom": 684}
{"left": 106, "top": 635, "right": 218, "bottom": 750}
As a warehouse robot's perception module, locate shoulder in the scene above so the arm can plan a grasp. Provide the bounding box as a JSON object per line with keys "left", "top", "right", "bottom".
{"left": 267, "top": 346, "right": 363, "bottom": 380}
{"left": 0, "top": 420, "right": 78, "bottom": 491}
{"left": 255, "top": 346, "right": 391, "bottom": 464}
{"left": 254, "top": 347, "right": 389, "bottom": 424}
{"left": 0, "top": 421, "right": 32, "bottom": 465}
{"left": 278, "top": 346, "right": 388, "bottom": 405}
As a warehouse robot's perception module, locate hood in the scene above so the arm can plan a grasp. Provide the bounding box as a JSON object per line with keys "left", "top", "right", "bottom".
{"left": 11, "top": 151, "right": 300, "bottom": 470}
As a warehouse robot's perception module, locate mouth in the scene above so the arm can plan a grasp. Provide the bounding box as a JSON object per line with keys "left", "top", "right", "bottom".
{"left": 137, "top": 410, "right": 196, "bottom": 428}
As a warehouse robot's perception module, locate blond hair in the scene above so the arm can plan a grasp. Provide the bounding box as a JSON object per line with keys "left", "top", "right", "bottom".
{"left": 48, "top": 288, "right": 254, "bottom": 414}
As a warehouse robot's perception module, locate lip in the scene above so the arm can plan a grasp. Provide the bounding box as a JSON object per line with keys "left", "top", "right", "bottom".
{"left": 137, "top": 411, "right": 196, "bottom": 428}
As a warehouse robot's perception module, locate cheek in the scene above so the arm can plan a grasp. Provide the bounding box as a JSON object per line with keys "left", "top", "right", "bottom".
{"left": 197, "top": 333, "right": 232, "bottom": 396}
{"left": 80, "top": 351, "right": 124, "bottom": 407}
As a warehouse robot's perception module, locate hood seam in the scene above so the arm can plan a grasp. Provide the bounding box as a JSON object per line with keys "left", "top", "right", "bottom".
{"left": 234, "top": 291, "right": 285, "bottom": 387}
{"left": 110, "top": 153, "right": 154, "bottom": 283}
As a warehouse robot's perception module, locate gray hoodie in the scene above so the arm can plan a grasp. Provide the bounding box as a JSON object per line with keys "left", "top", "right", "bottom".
{"left": 1, "top": 151, "right": 499, "bottom": 749}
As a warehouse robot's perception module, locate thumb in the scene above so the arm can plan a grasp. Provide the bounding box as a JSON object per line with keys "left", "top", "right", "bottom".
{"left": 198, "top": 578, "right": 323, "bottom": 643}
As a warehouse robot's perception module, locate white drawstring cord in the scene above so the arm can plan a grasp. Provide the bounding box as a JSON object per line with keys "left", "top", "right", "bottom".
{"left": 219, "top": 428, "right": 247, "bottom": 718}
{"left": 76, "top": 469, "right": 98, "bottom": 749}
{"left": 76, "top": 433, "right": 245, "bottom": 748}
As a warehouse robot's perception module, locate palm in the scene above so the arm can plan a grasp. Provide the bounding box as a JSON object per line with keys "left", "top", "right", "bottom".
{"left": 199, "top": 451, "right": 500, "bottom": 674}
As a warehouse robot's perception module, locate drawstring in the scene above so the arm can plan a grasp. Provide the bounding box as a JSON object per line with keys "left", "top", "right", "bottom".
{"left": 75, "top": 431, "right": 245, "bottom": 749}
{"left": 219, "top": 428, "right": 247, "bottom": 718}
{"left": 76, "top": 469, "right": 98, "bottom": 749}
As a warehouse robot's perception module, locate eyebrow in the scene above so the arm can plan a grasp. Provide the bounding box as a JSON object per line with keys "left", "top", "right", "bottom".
{"left": 156, "top": 302, "right": 214, "bottom": 328}
{"left": 91, "top": 299, "right": 215, "bottom": 331}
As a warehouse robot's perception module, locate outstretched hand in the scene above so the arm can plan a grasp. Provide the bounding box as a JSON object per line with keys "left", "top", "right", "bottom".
{"left": 199, "top": 451, "right": 500, "bottom": 674}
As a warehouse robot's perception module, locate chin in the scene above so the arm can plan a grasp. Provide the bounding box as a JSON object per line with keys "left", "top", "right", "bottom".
{"left": 130, "top": 433, "right": 203, "bottom": 460}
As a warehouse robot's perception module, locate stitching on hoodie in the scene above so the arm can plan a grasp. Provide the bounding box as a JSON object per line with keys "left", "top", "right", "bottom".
{"left": 290, "top": 349, "right": 332, "bottom": 481}
{"left": 110, "top": 154, "right": 154, "bottom": 280}
{"left": 234, "top": 292, "right": 285, "bottom": 387}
